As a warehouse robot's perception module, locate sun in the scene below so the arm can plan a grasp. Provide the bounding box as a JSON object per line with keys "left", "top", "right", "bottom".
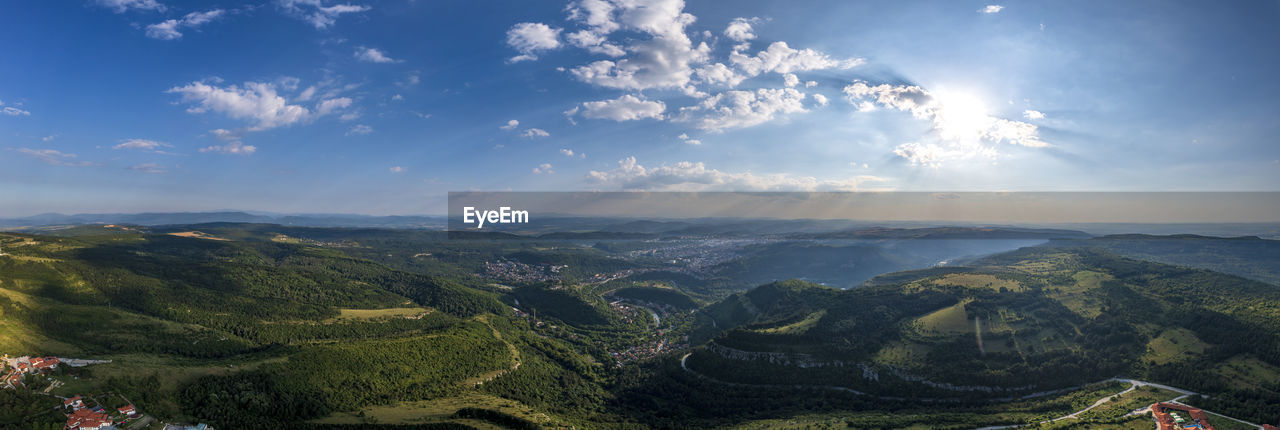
{"left": 931, "top": 90, "right": 994, "bottom": 142}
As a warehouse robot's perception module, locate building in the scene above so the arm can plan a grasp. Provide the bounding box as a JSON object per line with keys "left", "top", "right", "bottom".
{"left": 63, "top": 395, "right": 84, "bottom": 410}
{"left": 1151, "top": 402, "right": 1215, "bottom": 430}
{"left": 31, "top": 356, "right": 59, "bottom": 371}
{"left": 64, "top": 408, "right": 113, "bottom": 430}
{"left": 117, "top": 404, "right": 138, "bottom": 417}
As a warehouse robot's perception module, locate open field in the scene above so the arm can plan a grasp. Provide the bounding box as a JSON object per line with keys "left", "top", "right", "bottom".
{"left": 310, "top": 392, "right": 553, "bottom": 427}
{"left": 1144, "top": 328, "right": 1210, "bottom": 365}
{"left": 165, "top": 231, "right": 228, "bottom": 241}
{"left": 930, "top": 273, "right": 1026, "bottom": 292}
{"left": 325, "top": 306, "right": 432, "bottom": 322}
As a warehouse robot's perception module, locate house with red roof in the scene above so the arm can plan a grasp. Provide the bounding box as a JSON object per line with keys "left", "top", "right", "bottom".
{"left": 118, "top": 404, "right": 138, "bottom": 417}
{"left": 63, "top": 395, "right": 84, "bottom": 410}
{"left": 64, "top": 407, "right": 113, "bottom": 430}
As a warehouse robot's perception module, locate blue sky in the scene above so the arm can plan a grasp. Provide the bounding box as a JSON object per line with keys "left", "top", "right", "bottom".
{"left": 1, "top": 0, "right": 1277, "bottom": 216}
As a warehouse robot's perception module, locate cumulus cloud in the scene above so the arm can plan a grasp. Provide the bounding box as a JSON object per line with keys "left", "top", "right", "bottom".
{"left": 1023, "top": 109, "right": 1045, "bottom": 120}
{"left": 560, "top": 148, "right": 586, "bottom": 158}
{"left": 96, "top": 0, "right": 164, "bottom": 13}
{"left": 389, "top": 166, "right": 404, "bottom": 173}
{"left": 532, "top": 163, "right": 555, "bottom": 174}
{"left": 812, "top": 93, "right": 828, "bottom": 106}
{"left": 522, "top": 128, "right": 551, "bottom": 138}
{"left": 844, "top": 81, "right": 1047, "bottom": 148}
{"left": 201, "top": 129, "right": 257, "bottom": 155}
{"left": 506, "top": 22, "right": 562, "bottom": 62}
{"left": 2, "top": 107, "right": 30, "bottom": 116}
{"left": 145, "top": 9, "right": 224, "bottom": 40}
{"left": 588, "top": 156, "right": 884, "bottom": 191}
{"left": 723, "top": 17, "right": 758, "bottom": 42}
{"left": 500, "top": 120, "right": 520, "bottom": 130}
{"left": 347, "top": 124, "right": 373, "bottom": 135}
{"left": 167, "top": 80, "right": 353, "bottom": 131}
{"left": 677, "top": 132, "right": 701, "bottom": 145}
{"left": 729, "top": 41, "right": 863, "bottom": 77}
{"left": 844, "top": 80, "right": 1046, "bottom": 166}
{"left": 679, "top": 87, "right": 807, "bottom": 132}
{"left": 575, "top": 94, "right": 666, "bottom": 121}
{"left": 278, "top": 0, "right": 370, "bottom": 29}
{"left": 980, "top": 5, "right": 1004, "bottom": 13}
{"left": 355, "top": 46, "right": 399, "bottom": 63}
{"left": 513, "top": 0, "right": 862, "bottom": 131}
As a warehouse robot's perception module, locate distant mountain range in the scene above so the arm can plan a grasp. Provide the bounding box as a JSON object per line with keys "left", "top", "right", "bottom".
{"left": 0, "top": 211, "right": 446, "bottom": 229}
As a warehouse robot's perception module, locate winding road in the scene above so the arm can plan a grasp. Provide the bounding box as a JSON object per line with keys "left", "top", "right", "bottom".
{"left": 679, "top": 353, "right": 1261, "bottom": 429}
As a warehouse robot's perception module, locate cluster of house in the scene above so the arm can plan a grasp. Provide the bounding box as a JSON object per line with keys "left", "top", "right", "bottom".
{"left": 61, "top": 395, "right": 139, "bottom": 430}
{"left": 2, "top": 355, "right": 60, "bottom": 388}
{"left": 1151, "top": 402, "right": 1214, "bottom": 430}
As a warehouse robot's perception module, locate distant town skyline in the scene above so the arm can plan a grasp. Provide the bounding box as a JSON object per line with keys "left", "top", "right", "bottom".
{"left": 2, "top": 0, "right": 1278, "bottom": 216}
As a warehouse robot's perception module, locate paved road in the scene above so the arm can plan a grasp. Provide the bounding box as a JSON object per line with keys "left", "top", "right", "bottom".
{"left": 682, "top": 354, "right": 1262, "bottom": 430}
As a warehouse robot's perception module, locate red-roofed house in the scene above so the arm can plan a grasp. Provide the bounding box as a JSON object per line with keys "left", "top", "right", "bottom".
{"left": 64, "top": 407, "right": 113, "bottom": 430}
{"left": 63, "top": 396, "right": 83, "bottom": 410}
{"left": 117, "top": 404, "right": 137, "bottom": 417}
{"left": 31, "top": 356, "right": 59, "bottom": 371}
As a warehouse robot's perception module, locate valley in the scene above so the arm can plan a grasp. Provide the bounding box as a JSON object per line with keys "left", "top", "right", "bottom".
{"left": 1, "top": 222, "right": 1278, "bottom": 429}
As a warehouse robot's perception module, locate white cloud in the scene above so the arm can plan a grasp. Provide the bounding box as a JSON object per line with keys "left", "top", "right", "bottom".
{"left": 278, "top": 0, "right": 370, "bottom": 29}
{"left": 560, "top": 148, "right": 586, "bottom": 158}
{"left": 576, "top": 94, "right": 666, "bottom": 121}
{"left": 2, "top": 107, "right": 30, "bottom": 116}
{"left": 532, "top": 163, "right": 555, "bottom": 174}
{"left": 15, "top": 148, "right": 93, "bottom": 166}
{"left": 1023, "top": 109, "right": 1045, "bottom": 120}
{"left": 42, "top": 135, "right": 56, "bottom": 142}
{"left": 347, "top": 124, "right": 373, "bottom": 135}
{"left": 563, "top": 0, "right": 711, "bottom": 91}
{"left": 355, "top": 46, "right": 399, "bottom": 63}
{"left": 522, "top": 128, "right": 550, "bottom": 138}
{"left": 980, "top": 5, "right": 1005, "bottom": 14}
{"left": 128, "top": 163, "right": 167, "bottom": 174}
{"left": 812, "top": 93, "right": 828, "bottom": 106}
{"left": 588, "top": 156, "right": 884, "bottom": 191}
{"left": 389, "top": 166, "right": 404, "bottom": 173}
{"left": 145, "top": 9, "right": 224, "bottom": 40}
{"left": 677, "top": 132, "right": 701, "bottom": 145}
{"left": 805, "top": 80, "right": 817, "bottom": 88}
{"left": 500, "top": 119, "right": 519, "bottom": 130}
{"left": 723, "top": 17, "right": 758, "bottom": 42}
{"left": 506, "top": 22, "right": 562, "bottom": 62}
{"left": 114, "top": 138, "right": 172, "bottom": 151}
{"left": 694, "top": 63, "right": 748, "bottom": 88}
{"left": 200, "top": 141, "right": 256, "bottom": 155}
{"left": 168, "top": 80, "right": 352, "bottom": 131}
{"left": 843, "top": 81, "right": 1047, "bottom": 148}
{"left": 730, "top": 41, "right": 863, "bottom": 77}
{"left": 783, "top": 73, "right": 799, "bottom": 87}
{"left": 391, "top": 94, "right": 404, "bottom": 101}
{"left": 315, "top": 97, "right": 353, "bottom": 116}
{"left": 96, "top": 0, "right": 165, "bottom": 13}
{"left": 679, "top": 87, "right": 807, "bottom": 132}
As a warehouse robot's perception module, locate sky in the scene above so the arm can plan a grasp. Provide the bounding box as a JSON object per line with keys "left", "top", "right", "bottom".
{"left": 1, "top": 0, "right": 1278, "bottom": 216}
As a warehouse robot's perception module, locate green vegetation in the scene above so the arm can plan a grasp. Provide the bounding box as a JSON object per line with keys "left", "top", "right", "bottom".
{"left": 3, "top": 226, "right": 1279, "bottom": 429}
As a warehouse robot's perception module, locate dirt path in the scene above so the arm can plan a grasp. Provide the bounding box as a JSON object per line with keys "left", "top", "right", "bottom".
{"left": 463, "top": 316, "right": 522, "bottom": 387}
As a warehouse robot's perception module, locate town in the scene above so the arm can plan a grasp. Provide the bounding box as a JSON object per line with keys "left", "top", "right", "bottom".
{"left": 2, "top": 354, "right": 209, "bottom": 430}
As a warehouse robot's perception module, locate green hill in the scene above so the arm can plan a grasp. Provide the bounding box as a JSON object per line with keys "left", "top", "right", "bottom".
{"left": 684, "top": 247, "right": 1280, "bottom": 421}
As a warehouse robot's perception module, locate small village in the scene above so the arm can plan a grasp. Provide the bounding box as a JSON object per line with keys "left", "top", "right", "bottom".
{"left": 2, "top": 354, "right": 211, "bottom": 430}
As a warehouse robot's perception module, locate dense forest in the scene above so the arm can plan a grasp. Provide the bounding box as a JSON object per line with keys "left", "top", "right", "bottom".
{"left": 1, "top": 225, "right": 1278, "bottom": 428}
